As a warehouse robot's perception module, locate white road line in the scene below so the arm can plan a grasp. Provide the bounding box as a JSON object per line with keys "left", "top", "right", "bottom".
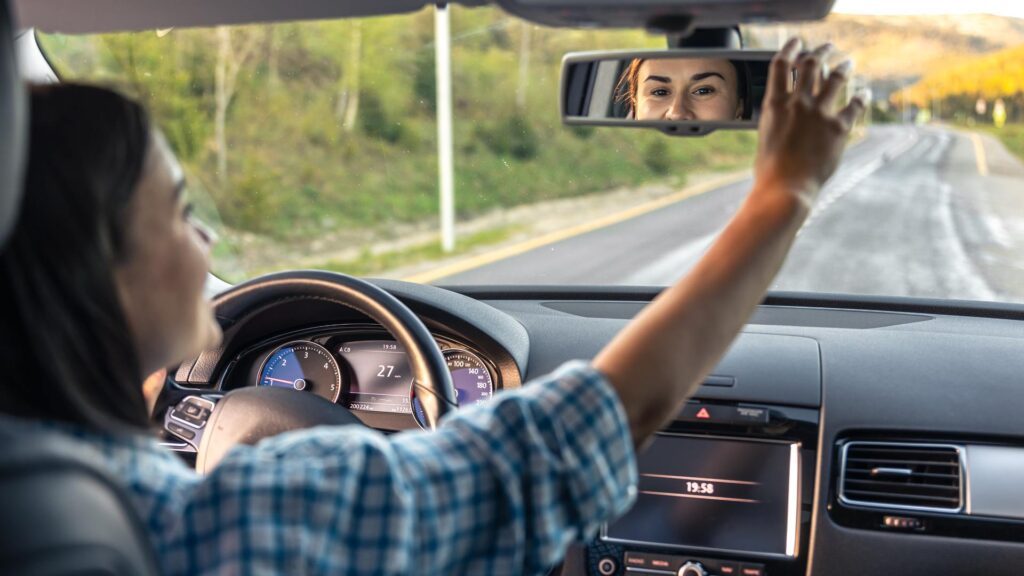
{"left": 937, "top": 182, "right": 997, "bottom": 301}
{"left": 985, "top": 215, "right": 1013, "bottom": 249}
{"left": 925, "top": 133, "right": 951, "bottom": 164}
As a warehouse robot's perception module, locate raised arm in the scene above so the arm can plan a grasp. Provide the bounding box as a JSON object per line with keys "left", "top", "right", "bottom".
{"left": 594, "top": 39, "right": 865, "bottom": 446}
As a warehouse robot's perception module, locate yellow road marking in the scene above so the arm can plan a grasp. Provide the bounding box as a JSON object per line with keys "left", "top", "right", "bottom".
{"left": 971, "top": 133, "right": 989, "bottom": 176}
{"left": 401, "top": 171, "right": 751, "bottom": 284}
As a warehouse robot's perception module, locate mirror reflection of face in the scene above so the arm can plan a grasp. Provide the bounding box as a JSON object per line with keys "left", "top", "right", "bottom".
{"left": 635, "top": 58, "right": 742, "bottom": 121}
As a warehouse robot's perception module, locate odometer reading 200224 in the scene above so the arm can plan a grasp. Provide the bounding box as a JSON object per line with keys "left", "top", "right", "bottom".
{"left": 258, "top": 341, "right": 342, "bottom": 403}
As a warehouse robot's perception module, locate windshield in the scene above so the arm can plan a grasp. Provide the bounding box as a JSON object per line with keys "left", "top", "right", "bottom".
{"left": 37, "top": 3, "right": 1024, "bottom": 303}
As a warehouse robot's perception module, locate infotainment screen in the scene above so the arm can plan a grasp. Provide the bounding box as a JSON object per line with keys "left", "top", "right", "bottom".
{"left": 604, "top": 434, "right": 800, "bottom": 557}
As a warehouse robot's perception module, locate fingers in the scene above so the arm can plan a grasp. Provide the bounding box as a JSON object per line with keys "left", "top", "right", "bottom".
{"left": 795, "top": 43, "right": 833, "bottom": 100}
{"left": 837, "top": 95, "right": 866, "bottom": 129}
{"left": 766, "top": 38, "right": 801, "bottom": 103}
{"left": 817, "top": 60, "right": 853, "bottom": 111}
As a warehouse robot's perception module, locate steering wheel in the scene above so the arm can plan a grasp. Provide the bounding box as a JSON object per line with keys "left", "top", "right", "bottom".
{"left": 194, "top": 270, "right": 458, "bottom": 473}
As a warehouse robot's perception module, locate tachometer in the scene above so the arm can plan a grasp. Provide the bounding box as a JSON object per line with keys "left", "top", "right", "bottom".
{"left": 258, "top": 341, "right": 342, "bottom": 403}
{"left": 444, "top": 349, "right": 494, "bottom": 406}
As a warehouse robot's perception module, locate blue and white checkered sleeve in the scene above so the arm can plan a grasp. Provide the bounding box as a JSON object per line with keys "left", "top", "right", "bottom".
{"left": 161, "top": 361, "right": 636, "bottom": 576}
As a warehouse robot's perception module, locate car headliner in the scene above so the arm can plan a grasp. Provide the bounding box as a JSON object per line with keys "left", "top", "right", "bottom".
{"left": 13, "top": 0, "right": 834, "bottom": 35}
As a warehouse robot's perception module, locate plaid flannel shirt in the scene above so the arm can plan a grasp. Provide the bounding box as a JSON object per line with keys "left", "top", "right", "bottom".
{"left": 21, "top": 361, "right": 637, "bottom": 575}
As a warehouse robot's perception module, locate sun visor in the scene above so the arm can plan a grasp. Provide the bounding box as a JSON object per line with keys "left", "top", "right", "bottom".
{"left": 494, "top": 0, "right": 836, "bottom": 31}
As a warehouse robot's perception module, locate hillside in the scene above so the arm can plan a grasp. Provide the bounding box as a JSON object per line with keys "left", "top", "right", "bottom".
{"left": 745, "top": 13, "right": 1024, "bottom": 81}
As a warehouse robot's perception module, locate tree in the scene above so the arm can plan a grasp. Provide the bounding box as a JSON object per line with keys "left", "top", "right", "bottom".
{"left": 515, "top": 22, "right": 532, "bottom": 112}
{"left": 214, "top": 26, "right": 260, "bottom": 187}
{"left": 335, "top": 20, "right": 362, "bottom": 132}
{"left": 266, "top": 26, "right": 281, "bottom": 89}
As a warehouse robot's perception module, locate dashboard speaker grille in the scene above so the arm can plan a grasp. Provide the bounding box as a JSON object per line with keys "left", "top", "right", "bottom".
{"left": 839, "top": 441, "right": 964, "bottom": 513}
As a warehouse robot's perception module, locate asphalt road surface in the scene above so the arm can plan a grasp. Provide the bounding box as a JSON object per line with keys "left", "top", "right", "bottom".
{"left": 439, "top": 125, "right": 1024, "bottom": 303}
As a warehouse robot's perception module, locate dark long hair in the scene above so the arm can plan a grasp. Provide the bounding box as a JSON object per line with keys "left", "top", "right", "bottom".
{"left": 0, "top": 83, "right": 152, "bottom": 431}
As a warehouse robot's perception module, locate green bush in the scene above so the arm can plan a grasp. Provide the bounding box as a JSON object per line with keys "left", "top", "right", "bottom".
{"left": 568, "top": 124, "right": 595, "bottom": 140}
{"left": 218, "top": 168, "right": 282, "bottom": 234}
{"left": 413, "top": 49, "right": 436, "bottom": 112}
{"left": 643, "top": 138, "right": 672, "bottom": 175}
{"left": 478, "top": 113, "right": 539, "bottom": 160}
{"left": 359, "top": 89, "right": 406, "bottom": 143}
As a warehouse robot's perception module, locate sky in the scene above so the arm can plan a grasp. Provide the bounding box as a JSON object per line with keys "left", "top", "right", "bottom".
{"left": 833, "top": 0, "right": 1024, "bottom": 18}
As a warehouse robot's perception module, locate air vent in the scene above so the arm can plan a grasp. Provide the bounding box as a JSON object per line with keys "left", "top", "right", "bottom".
{"left": 839, "top": 442, "right": 964, "bottom": 513}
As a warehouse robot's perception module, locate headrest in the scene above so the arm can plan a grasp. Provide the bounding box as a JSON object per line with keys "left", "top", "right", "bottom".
{"left": 0, "top": 0, "right": 25, "bottom": 247}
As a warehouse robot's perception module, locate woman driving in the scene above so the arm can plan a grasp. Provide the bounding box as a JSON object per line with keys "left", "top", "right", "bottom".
{"left": 0, "top": 39, "right": 859, "bottom": 575}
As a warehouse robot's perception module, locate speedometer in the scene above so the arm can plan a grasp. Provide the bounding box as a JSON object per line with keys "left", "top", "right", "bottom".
{"left": 258, "top": 341, "right": 342, "bottom": 403}
{"left": 444, "top": 349, "right": 494, "bottom": 406}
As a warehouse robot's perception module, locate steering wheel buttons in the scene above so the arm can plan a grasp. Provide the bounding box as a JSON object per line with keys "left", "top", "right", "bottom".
{"left": 166, "top": 421, "right": 196, "bottom": 440}
{"left": 170, "top": 396, "right": 216, "bottom": 428}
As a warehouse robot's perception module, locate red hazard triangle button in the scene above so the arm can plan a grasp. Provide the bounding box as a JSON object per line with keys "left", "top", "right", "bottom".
{"left": 695, "top": 407, "right": 711, "bottom": 419}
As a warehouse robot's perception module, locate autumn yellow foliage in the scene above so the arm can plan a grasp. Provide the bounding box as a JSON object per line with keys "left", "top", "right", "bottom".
{"left": 903, "top": 44, "right": 1024, "bottom": 106}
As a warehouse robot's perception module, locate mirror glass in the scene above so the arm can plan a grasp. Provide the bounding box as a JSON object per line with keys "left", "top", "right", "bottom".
{"left": 563, "top": 50, "right": 777, "bottom": 131}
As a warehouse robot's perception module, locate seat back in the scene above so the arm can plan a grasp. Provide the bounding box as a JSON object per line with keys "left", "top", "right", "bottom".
{"left": 0, "top": 429, "right": 160, "bottom": 575}
{"left": 0, "top": 0, "right": 23, "bottom": 243}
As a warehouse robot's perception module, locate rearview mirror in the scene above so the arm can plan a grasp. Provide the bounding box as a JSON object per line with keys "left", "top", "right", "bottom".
{"left": 561, "top": 50, "right": 778, "bottom": 136}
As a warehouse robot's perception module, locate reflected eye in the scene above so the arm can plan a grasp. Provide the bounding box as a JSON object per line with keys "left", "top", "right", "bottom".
{"left": 692, "top": 86, "right": 717, "bottom": 97}
{"left": 650, "top": 88, "right": 670, "bottom": 97}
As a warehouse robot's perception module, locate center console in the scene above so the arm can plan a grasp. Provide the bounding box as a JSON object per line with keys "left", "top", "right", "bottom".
{"left": 578, "top": 332, "right": 823, "bottom": 576}
{"left": 584, "top": 401, "right": 819, "bottom": 576}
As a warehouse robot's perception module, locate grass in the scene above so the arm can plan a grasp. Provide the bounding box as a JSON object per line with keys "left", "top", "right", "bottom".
{"left": 308, "top": 224, "right": 522, "bottom": 277}
{"left": 978, "top": 124, "right": 1024, "bottom": 161}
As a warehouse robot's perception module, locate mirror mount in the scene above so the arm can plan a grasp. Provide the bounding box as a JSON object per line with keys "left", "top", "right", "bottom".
{"left": 666, "top": 26, "right": 743, "bottom": 49}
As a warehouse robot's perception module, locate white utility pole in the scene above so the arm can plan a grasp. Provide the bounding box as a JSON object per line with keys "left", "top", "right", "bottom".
{"left": 435, "top": 4, "right": 456, "bottom": 252}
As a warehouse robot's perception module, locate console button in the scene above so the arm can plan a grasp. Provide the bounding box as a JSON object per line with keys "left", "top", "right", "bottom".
{"left": 678, "top": 402, "right": 770, "bottom": 425}
{"left": 624, "top": 552, "right": 648, "bottom": 568}
{"left": 650, "top": 557, "right": 672, "bottom": 569}
{"left": 624, "top": 552, "right": 683, "bottom": 573}
{"left": 740, "top": 564, "right": 765, "bottom": 576}
{"left": 679, "top": 402, "right": 727, "bottom": 422}
{"left": 717, "top": 563, "right": 738, "bottom": 575}
{"left": 733, "top": 406, "right": 770, "bottom": 424}
{"left": 597, "top": 557, "right": 617, "bottom": 576}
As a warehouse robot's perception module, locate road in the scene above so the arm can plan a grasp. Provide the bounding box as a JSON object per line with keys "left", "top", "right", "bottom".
{"left": 437, "top": 125, "right": 1024, "bottom": 303}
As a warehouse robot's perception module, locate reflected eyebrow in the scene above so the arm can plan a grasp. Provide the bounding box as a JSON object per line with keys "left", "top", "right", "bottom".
{"left": 690, "top": 71, "right": 726, "bottom": 82}
{"left": 644, "top": 75, "right": 672, "bottom": 83}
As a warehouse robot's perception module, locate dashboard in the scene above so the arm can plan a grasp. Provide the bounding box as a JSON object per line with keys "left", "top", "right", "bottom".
{"left": 160, "top": 280, "right": 1024, "bottom": 576}
{"left": 244, "top": 328, "right": 503, "bottom": 416}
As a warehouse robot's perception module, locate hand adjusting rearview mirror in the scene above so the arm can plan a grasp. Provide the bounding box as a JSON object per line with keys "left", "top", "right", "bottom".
{"left": 561, "top": 49, "right": 786, "bottom": 136}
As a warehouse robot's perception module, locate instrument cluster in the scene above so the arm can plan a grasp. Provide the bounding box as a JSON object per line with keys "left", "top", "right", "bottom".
{"left": 256, "top": 332, "right": 497, "bottom": 415}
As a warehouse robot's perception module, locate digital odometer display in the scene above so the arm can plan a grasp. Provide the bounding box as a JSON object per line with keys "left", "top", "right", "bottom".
{"left": 336, "top": 340, "right": 497, "bottom": 414}
{"left": 603, "top": 435, "right": 801, "bottom": 557}
{"left": 338, "top": 340, "right": 414, "bottom": 413}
